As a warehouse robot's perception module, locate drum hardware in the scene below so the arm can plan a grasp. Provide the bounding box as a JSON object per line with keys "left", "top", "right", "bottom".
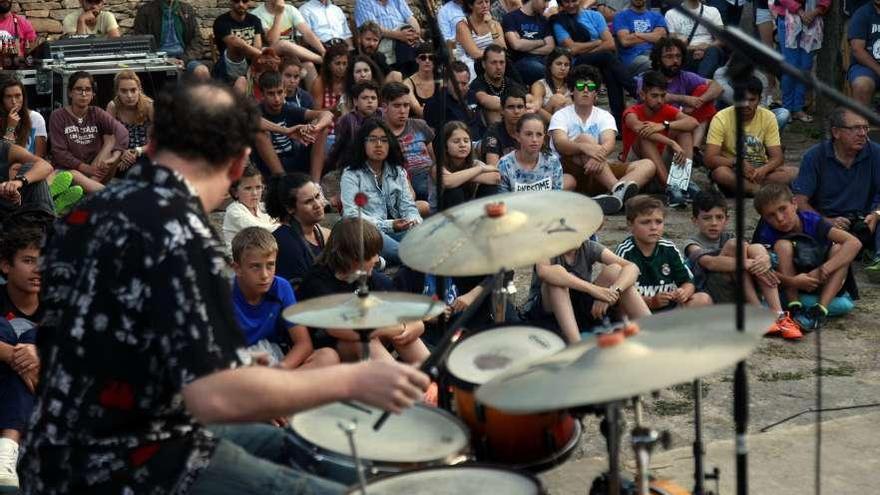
{"left": 691, "top": 379, "right": 720, "bottom": 495}
{"left": 632, "top": 398, "right": 671, "bottom": 495}
{"left": 338, "top": 420, "right": 369, "bottom": 495}
{"left": 341, "top": 464, "right": 547, "bottom": 494}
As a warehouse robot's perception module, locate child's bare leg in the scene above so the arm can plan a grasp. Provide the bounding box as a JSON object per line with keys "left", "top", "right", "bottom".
{"left": 394, "top": 338, "right": 430, "bottom": 364}
{"left": 299, "top": 348, "right": 341, "bottom": 369}
{"left": 541, "top": 283, "right": 580, "bottom": 344}
{"left": 335, "top": 338, "right": 396, "bottom": 362}
{"left": 684, "top": 292, "right": 713, "bottom": 307}
{"left": 818, "top": 244, "right": 849, "bottom": 308}
{"left": 746, "top": 243, "right": 783, "bottom": 312}
{"left": 774, "top": 239, "right": 799, "bottom": 303}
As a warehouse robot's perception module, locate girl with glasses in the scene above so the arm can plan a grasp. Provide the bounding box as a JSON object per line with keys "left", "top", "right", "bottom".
{"left": 403, "top": 43, "right": 440, "bottom": 117}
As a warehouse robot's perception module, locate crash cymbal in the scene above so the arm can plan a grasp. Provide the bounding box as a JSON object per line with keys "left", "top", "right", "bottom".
{"left": 283, "top": 292, "right": 445, "bottom": 330}
{"left": 476, "top": 305, "right": 774, "bottom": 413}
{"left": 400, "top": 191, "right": 604, "bottom": 276}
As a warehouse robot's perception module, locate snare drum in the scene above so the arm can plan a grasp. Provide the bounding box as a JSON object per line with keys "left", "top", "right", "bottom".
{"left": 446, "top": 326, "right": 582, "bottom": 471}
{"left": 287, "top": 402, "right": 470, "bottom": 485}
{"left": 343, "top": 464, "right": 546, "bottom": 494}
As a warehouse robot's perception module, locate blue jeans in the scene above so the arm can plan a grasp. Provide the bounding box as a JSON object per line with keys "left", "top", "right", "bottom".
{"left": 514, "top": 55, "right": 546, "bottom": 86}
{"left": 777, "top": 18, "right": 813, "bottom": 113}
{"left": 188, "top": 424, "right": 344, "bottom": 495}
{"left": 0, "top": 323, "right": 36, "bottom": 431}
{"left": 381, "top": 230, "right": 406, "bottom": 265}
{"left": 686, "top": 45, "right": 726, "bottom": 79}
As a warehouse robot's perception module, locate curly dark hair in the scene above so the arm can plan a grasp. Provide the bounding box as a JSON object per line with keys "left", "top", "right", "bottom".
{"left": 151, "top": 82, "right": 261, "bottom": 168}
{"left": 566, "top": 64, "right": 602, "bottom": 92}
{"left": 345, "top": 54, "right": 384, "bottom": 100}
{"left": 265, "top": 172, "right": 313, "bottom": 223}
{"left": 650, "top": 37, "right": 687, "bottom": 71}
{"left": 321, "top": 42, "right": 350, "bottom": 85}
{"left": 544, "top": 47, "right": 572, "bottom": 94}
{"left": 0, "top": 224, "right": 44, "bottom": 264}
{"left": 348, "top": 118, "right": 405, "bottom": 176}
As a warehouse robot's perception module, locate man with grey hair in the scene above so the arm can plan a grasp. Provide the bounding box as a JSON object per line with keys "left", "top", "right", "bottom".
{"left": 792, "top": 107, "right": 880, "bottom": 280}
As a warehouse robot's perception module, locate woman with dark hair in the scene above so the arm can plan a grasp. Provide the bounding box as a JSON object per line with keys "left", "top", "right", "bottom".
{"left": 265, "top": 172, "right": 331, "bottom": 285}
{"left": 531, "top": 48, "right": 572, "bottom": 121}
{"left": 0, "top": 79, "right": 42, "bottom": 157}
{"left": 340, "top": 118, "right": 421, "bottom": 265}
{"left": 106, "top": 70, "right": 153, "bottom": 174}
{"left": 47, "top": 71, "right": 128, "bottom": 186}
{"left": 309, "top": 42, "right": 348, "bottom": 151}
{"left": 455, "top": 0, "right": 506, "bottom": 80}
{"left": 430, "top": 120, "right": 499, "bottom": 211}
{"left": 344, "top": 54, "right": 384, "bottom": 106}
{"left": 402, "top": 43, "right": 440, "bottom": 117}
{"left": 222, "top": 163, "right": 279, "bottom": 254}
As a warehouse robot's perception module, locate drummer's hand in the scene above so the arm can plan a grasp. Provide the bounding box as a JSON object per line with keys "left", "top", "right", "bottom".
{"left": 591, "top": 300, "right": 610, "bottom": 319}
{"left": 348, "top": 360, "right": 430, "bottom": 414}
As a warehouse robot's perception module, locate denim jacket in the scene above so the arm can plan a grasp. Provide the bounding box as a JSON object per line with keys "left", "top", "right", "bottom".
{"left": 340, "top": 163, "right": 422, "bottom": 233}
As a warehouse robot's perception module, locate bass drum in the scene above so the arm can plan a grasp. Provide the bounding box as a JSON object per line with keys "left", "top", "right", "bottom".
{"left": 287, "top": 402, "right": 470, "bottom": 485}
{"left": 343, "top": 464, "right": 547, "bottom": 494}
{"left": 446, "top": 326, "right": 582, "bottom": 471}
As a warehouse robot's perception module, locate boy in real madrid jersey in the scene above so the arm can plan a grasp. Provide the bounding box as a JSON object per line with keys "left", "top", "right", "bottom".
{"left": 615, "top": 195, "right": 712, "bottom": 311}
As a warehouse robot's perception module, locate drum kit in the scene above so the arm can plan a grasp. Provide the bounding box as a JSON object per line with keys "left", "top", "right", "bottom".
{"left": 283, "top": 191, "right": 775, "bottom": 494}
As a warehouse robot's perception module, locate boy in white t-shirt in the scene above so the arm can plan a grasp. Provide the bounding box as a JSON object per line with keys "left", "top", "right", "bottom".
{"left": 251, "top": 0, "right": 325, "bottom": 88}
{"left": 549, "top": 64, "right": 656, "bottom": 215}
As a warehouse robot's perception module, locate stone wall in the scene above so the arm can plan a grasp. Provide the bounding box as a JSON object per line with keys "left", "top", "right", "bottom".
{"left": 15, "top": 0, "right": 430, "bottom": 61}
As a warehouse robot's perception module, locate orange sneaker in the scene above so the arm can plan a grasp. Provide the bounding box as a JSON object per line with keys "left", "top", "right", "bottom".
{"left": 767, "top": 313, "right": 803, "bottom": 340}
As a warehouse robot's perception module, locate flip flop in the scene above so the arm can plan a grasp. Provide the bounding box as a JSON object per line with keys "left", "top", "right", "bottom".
{"left": 54, "top": 185, "right": 84, "bottom": 215}
{"left": 49, "top": 170, "right": 73, "bottom": 198}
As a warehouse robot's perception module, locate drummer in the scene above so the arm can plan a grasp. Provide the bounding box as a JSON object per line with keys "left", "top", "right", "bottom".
{"left": 298, "top": 217, "right": 431, "bottom": 365}
{"left": 20, "top": 82, "right": 430, "bottom": 494}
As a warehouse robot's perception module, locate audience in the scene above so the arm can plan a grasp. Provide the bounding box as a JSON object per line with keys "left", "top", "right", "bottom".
{"left": 439, "top": 0, "right": 467, "bottom": 49}
{"left": 63, "top": 0, "right": 120, "bottom": 37}
{"left": 0, "top": 78, "right": 45, "bottom": 157}
{"left": 403, "top": 43, "right": 439, "bottom": 116}
{"left": 280, "top": 55, "right": 315, "bottom": 108}
{"left": 105, "top": 70, "right": 153, "bottom": 175}
{"left": 499, "top": 112, "right": 571, "bottom": 192}
{"left": 356, "top": 21, "right": 401, "bottom": 81}
{"left": 212, "top": 0, "right": 264, "bottom": 89}
{"left": 299, "top": 0, "right": 353, "bottom": 49}
{"left": 0, "top": 0, "right": 35, "bottom": 58}
{"left": 382, "top": 82, "right": 435, "bottom": 207}
{"left": 772, "top": 0, "right": 828, "bottom": 123}
{"left": 503, "top": 0, "right": 555, "bottom": 86}
{"left": 222, "top": 164, "right": 279, "bottom": 254}
{"left": 847, "top": 0, "right": 880, "bottom": 107}
{"left": 251, "top": 0, "right": 324, "bottom": 90}
{"left": 327, "top": 80, "right": 380, "bottom": 172}
{"left": 531, "top": 47, "right": 573, "bottom": 122}
{"left": 484, "top": 85, "right": 528, "bottom": 166}
{"left": 132, "top": 0, "right": 210, "bottom": 79}
{"left": 664, "top": 0, "right": 726, "bottom": 78}
{"left": 456, "top": 0, "right": 507, "bottom": 80}
{"left": 469, "top": 44, "right": 520, "bottom": 125}
{"left": 424, "top": 60, "right": 486, "bottom": 140}
{"left": 613, "top": 0, "right": 667, "bottom": 79}
{"left": 431, "top": 120, "right": 500, "bottom": 211}
{"left": 345, "top": 54, "right": 385, "bottom": 109}
{"left": 354, "top": 0, "right": 422, "bottom": 73}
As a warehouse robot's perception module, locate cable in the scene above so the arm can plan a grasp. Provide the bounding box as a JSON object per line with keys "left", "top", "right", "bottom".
{"left": 759, "top": 403, "right": 880, "bottom": 433}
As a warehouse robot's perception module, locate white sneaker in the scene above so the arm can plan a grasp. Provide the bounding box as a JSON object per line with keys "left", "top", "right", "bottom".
{"left": 0, "top": 437, "right": 19, "bottom": 490}
{"left": 612, "top": 180, "right": 639, "bottom": 206}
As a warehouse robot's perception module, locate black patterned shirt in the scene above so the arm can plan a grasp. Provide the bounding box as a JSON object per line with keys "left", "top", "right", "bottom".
{"left": 20, "top": 164, "right": 245, "bottom": 494}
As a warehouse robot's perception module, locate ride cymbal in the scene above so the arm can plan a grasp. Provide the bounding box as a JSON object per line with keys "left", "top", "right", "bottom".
{"left": 283, "top": 292, "right": 445, "bottom": 330}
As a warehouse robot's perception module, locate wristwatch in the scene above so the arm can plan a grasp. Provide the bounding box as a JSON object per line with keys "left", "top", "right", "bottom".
{"left": 14, "top": 173, "right": 28, "bottom": 188}
{"left": 663, "top": 120, "right": 671, "bottom": 131}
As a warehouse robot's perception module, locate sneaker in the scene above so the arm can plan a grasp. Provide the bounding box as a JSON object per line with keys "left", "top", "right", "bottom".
{"left": 666, "top": 187, "right": 686, "bottom": 209}
{"left": 376, "top": 256, "right": 387, "bottom": 272}
{"left": 54, "top": 185, "right": 84, "bottom": 215}
{"left": 49, "top": 170, "right": 73, "bottom": 198}
{"left": 0, "top": 437, "right": 19, "bottom": 491}
{"left": 793, "top": 304, "right": 828, "bottom": 333}
{"left": 683, "top": 183, "right": 701, "bottom": 204}
{"left": 591, "top": 194, "right": 623, "bottom": 215}
{"left": 611, "top": 180, "right": 639, "bottom": 206}
{"left": 766, "top": 312, "right": 803, "bottom": 340}
{"left": 865, "top": 256, "right": 880, "bottom": 283}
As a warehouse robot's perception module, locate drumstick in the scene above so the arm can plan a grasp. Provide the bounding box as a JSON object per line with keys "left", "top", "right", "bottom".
{"left": 373, "top": 274, "right": 497, "bottom": 431}
{"left": 341, "top": 401, "right": 373, "bottom": 414}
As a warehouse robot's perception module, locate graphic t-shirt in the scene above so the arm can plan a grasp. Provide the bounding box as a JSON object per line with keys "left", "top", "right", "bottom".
{"left": 552, "top": 8, "right": 608, "bottom": 42}
{"left": 848, "top": 2, "right": 880, "bottom": 63}
{"left": 232, "top": 276, "right": 296, "bottom": 346}
{"left": 213, "top": 12, "right": 264, "bottom": 56}
{"left": 706, "top": 106, "right": 781, "bottom": 166}
{"left": 497, "top": 150, "right": 563, "bottom": 192}
{"left": 394, "top": 118, "right": 435, "bottom": 176}
{"left": 251, "top": 4, "right": 305, "bottom": 42}
{"left": 613, "top": 9, "right": 667, "bottom": 65}
{"left": 549, "top": 104, "right": 617, "bottom": 153}
{"left": 615, "top": 235, "right": 693, "bottom": 297}
{"left": 483, "top": 121, "right": 518, "bottom": 159}
{"left": 502, "top": 9, "right": 549, "bottom": 61}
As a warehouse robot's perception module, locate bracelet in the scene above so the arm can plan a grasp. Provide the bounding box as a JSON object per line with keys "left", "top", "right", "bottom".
{"left": 5, "top": 126, "right": 14, "bottom": 134}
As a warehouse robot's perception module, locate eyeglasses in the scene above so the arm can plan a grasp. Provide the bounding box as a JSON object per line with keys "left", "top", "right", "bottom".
{"left": 574, "top": 80, "right": 598, "bottom": 92}
{"left": 417, "top": 54, "right": 435, "bottom": 62}
{"left": 72, "top": 87, "right": 93, "bottom": 94}
{"left": 837, "top": 124, "right": 869, "bottom": 133}
{"left": 366, "top": 136, "right": 390, "bottom": 144}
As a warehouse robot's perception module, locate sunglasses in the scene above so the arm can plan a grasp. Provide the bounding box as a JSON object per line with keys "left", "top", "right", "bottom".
{"left": 417, "top": 54, "right": 435, "bottom": 62}
{"left": 574, "top": 80, "right": 598, "bottom": 92}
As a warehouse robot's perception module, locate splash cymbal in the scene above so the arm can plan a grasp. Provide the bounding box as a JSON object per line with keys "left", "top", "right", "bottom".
{"left": 283, "top": 292, "right": 445, "bottom": 330}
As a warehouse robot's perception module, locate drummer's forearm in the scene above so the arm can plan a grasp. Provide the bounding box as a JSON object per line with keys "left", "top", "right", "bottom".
{"left": 182, "top": 365, "right": 357, "bottom": 423}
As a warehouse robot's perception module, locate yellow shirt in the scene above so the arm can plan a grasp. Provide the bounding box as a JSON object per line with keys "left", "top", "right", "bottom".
{"left": 62, "top": 9, "right": 119, "bottom": 36}
{"left": 706, "top": 106, "right": 781, "bottom": 166}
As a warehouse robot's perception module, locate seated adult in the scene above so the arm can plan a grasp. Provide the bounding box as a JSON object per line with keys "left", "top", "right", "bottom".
{"left": 0, "top": 1, "right": 36, "bottom": 58}
{"left": 613, "top": 0, "right": 667, "bottom": 79}
{"left": 298, "top": 217, "right": 430, "bottom": 364}
{"left": 456, "top": 0, "right": 507, "bottom": 81}
{"left": 502, "top": 0, "right": 555, "bottom": 86}
{"left": 340, "top": 118, "right": 422, "bottom": 265}
{"left": 549, "top": 64, "right": 656, "bottom": 214}
{"left": 251, "top": 0, "right": 325, "bottom": 90}
{"left": 438, "top": 0, "right": 467, "bottom": 51}
{"left": 791, "top": 107, "right": 880, "bottom": 279}
{"left": 354, "top": 0, "right": 422, "bottom": 74}
{"left": 664, "top": 0, "right": 726, "bottom": 78}
{"left": 0, "top": 129, "right": 54, "bottom": 221}
{"left": 132, "top": 0, "right": 210, "bottom": 79}
{"left": 550, "top": 0, "right": 632, "bottom": 131}
{"left": 266, "top": 173, "right": 332, "bottom": 286}
{"left": 0, "top": 224, "right": 44, "bottom": 492}
{"left": 355, "top": 21, "right": 402, "bottom": 81}
{"left": 299, "top": 0, "right": 354, "bottom": 49}
{"left": 468, "top": 44, "right": 522, "bottom": 125}
{"left": 20, "top": 81, "right": 429, "bottom": 494}
{"left": 345, "top": 54, "right": 385, "bottom": 111}
{"left": 309, "top": 42, "right": 348, "bottom": 151}
{"left": 106, "top": 70, "right": 153, "bottom": 175}
{"left": 48, "top": 71, "right": 129, "bottom": 186}
{"left": 704, "top": 76, "right": 797, "bottom": 195}
{"left": 403, "top": 43, "right": 439, "bottom": 116}
{"left": 381, "top": 82, "right": 435, "bottom": 206}
{"left": 847, "top": 0, "right": 880, "bottom": 107}
{"left": 647, "top": 36, "right": 722, "bottom": 147}
{"left": 713, "top": 62, "right": 791, "bottom": 132}
{"left": 212, "top": 0, "right": 264, "bottom": 88}
{"left": 531, "top": 47, "right": 572, "bottom": 122}
{"left": 483, "top": 85, "right": 528, "bottom": 166}
{"left": 424, "top": 61, "right": 486, "bottom": 141}
{"left": 62, "top": 0, "right": 120, "bottom": 37}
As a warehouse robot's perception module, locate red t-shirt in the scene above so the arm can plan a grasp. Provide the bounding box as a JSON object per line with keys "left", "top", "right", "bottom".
{"left": 621, "top": 103, "right": 680, "bottom": 160}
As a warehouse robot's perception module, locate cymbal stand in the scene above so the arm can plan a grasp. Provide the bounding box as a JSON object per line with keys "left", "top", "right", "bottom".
{"left": 339, "top": 420, "right": 369, "bottom": 494}
{"left": 692, "top": 379, "right": 719, "bottom": 495}
{"left": 606, "top": 402, "right": 623, "bottom": 495}
{"left": 354, "top": 192, "right": 372, "bottom": 361}
{"left": 491, "top": 273, "right": 515, "bottom": 322}
{"left": 632, "top": 398, "right": 670, "bottom": 495}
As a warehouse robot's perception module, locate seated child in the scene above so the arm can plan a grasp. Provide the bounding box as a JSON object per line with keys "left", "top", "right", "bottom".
{"left": 0, "top": 224, "right": 45, "bottom": 491}
{"left": 326, "top": 80, "right": 380, "bottom": 172}
{"left": 531, "top": 237, "right": 651, "bottom": 344}
{"left": 231, "top": 226, "right": 339, "bottom": 369}
{"left": 615, "top": 195, "right": 713, "bottom": 311}
{"left": 223, "top": 164, "right": 280, "bottom": 255}
{"left": 298, "top": 217, "right": 430, "bottom": 363}
{"left": 753, "top": 184, "right": 862, "bottom": 331}
{"left": 685, "top": 190, "right": 802, "bottom": 340}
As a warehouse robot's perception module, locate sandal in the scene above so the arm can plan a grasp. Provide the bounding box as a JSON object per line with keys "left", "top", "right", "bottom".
{"left": 793, "top": 112, "right": 814, "bottom": 123}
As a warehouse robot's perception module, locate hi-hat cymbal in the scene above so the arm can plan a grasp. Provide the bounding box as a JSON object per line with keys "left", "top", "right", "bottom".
{"left": 283, "top": 292, "right": 445, "bottom": 330}
{"left": 476, "top": 305, "right": 774, "bottom": 413}
{"left": 400, "top": 191, "right": 604, "bottom": 276}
